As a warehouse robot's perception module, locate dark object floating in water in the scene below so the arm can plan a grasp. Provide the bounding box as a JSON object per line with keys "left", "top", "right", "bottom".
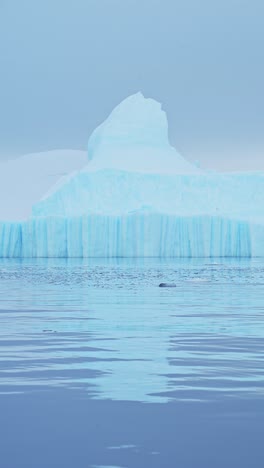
{"left": 159, "top": 283, "right": 177, "bottom": 288}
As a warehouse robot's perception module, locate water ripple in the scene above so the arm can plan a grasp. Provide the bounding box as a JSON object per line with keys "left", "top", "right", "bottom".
{"left": 0, "top": 258, "right": 264, "bottom": 403}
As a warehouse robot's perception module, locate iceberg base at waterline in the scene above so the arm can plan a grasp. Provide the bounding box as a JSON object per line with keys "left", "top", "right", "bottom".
{"left": 0, "top": 214, "right": 262, "bottom": 258}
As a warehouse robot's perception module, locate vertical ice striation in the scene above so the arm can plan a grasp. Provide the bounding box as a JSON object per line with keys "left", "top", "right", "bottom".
{"left": 0, "top": 215, "right": 255, "bottom": 258}
{"left": 0, "top": 222, "right": 22, "bottom": 258}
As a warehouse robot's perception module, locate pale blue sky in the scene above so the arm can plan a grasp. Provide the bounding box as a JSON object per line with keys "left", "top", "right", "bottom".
{"left": 0, "top": 0, "right": 263, "bottom": 170}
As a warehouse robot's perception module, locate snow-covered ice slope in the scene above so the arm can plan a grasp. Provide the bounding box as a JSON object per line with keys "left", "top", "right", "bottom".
{"left": 0, "top": 93, "right": 263, "bottom": 257}
{"left": 0, "top": 150, "right": 87, "bottom": 221}
{"left": 32, "top": 169, "right": 264, "bottom": 222}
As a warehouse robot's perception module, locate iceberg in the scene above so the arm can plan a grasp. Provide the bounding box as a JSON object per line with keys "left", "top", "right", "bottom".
{"left": 0, "top": 93, "right": 263, "bottom": 257}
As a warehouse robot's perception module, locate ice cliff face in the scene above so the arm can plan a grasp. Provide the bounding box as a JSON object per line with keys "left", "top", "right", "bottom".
{"left": 0, "top": 93, "right": 263, "bottom": 257}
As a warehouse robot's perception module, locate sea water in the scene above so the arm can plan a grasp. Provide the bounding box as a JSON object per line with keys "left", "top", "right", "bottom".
{"left": 0, "top": 258, "right": 264, "bottom": 468}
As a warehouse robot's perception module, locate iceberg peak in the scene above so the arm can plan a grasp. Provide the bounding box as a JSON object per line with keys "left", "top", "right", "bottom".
{"left": 87, "top": 92, "right": 167, "bottom": 159}
{"left": 86, "top": 93, "right": 200, "bottom": 175}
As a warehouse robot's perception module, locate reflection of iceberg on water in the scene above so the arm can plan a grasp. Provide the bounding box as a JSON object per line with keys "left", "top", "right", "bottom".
{"left": 0, "top": 92, "right": 264, "bottom": 257}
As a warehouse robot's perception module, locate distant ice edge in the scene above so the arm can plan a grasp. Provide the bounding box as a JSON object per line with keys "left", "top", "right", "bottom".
{"left": 0, "top": 214, "right": 262, "bottom": 258}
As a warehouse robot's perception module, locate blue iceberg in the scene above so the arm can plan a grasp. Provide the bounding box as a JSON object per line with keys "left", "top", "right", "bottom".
{"left": 0, "top": 93, "right": 263, "bottom": 257}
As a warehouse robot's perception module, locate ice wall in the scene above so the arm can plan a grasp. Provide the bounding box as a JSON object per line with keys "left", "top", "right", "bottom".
{"left": 0, "top": 215, "right": 259, "bottom": 258}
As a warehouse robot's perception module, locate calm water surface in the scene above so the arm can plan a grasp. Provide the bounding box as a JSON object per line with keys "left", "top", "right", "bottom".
{"left": 0, "top": 258, "right": 264, "bottom": 467}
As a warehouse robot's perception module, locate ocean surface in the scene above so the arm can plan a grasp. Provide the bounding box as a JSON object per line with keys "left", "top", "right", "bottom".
{"left": 0, "top": 258, "right": 264, "bottom": 468}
